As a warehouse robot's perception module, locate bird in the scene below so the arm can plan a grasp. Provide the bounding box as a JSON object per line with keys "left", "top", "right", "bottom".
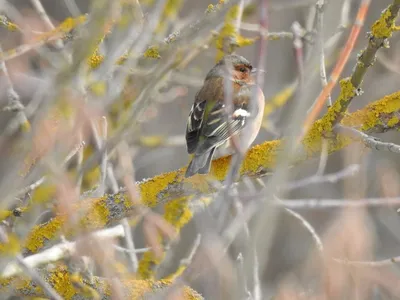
{"left": 185, "top": 54, "right": 265, "bottom": 178}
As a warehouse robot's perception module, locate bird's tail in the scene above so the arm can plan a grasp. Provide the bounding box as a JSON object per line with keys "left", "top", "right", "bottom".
{"left": 185, "top": 148, "right": 216, "bottom": 178}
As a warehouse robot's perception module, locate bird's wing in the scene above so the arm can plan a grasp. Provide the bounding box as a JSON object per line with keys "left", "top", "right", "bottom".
{"left": 196, "top": 83, "right": 253, "bottom": 155}
{"left": 186, "top": 97, "right": 206, "bottom": 154}
{"left": 186, "top": 77, "right": 225, "bottom": 154}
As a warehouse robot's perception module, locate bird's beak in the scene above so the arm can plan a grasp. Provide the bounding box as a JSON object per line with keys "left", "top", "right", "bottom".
{"left": 251, "top": 68, "right": 265, "bottom": 74}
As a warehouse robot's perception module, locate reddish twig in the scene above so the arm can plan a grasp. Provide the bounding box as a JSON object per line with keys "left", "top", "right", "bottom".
{"left": 302, "top": 0, "right": 371, "bottom": 137}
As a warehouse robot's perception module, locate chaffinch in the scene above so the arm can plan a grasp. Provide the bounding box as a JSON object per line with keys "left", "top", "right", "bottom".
{"left": 185, "top": 54, "right": 265, "bottom": 177}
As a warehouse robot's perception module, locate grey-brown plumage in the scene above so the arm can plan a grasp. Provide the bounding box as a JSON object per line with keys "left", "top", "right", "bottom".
{"left": 185, "top": 54, "right": 264, "bottom": 177}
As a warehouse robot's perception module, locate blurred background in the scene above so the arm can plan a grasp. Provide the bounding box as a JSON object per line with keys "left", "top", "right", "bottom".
{"left": 1, "top": 0, "right": 400, "bottom": 299}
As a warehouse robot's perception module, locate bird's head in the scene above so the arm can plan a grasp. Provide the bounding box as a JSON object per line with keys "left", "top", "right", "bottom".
{"left": 206, "top": 54, "right": 257, "bottom": 84}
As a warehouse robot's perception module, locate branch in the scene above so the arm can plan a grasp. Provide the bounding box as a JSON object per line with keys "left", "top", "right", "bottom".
{"left": 0, "top": 265, "right": 203, "bottom": 299}
{"left": 2, "top": 224, "right": 125, "bottom": 278}
{"left": 337, "top": 125, "right": 400, "bottom": 153}
{"left": 17, "top": 90, "right": 400, "bottom": 255}
{"left": 303, "top": 0, "right": 400, "bottom": 136}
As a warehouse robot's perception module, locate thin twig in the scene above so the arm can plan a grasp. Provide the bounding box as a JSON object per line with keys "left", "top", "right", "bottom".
{"left": 0, "top": 43, "right": 29, "bottom": 135}
{"left": 116, "top": 142, "right": 140, "bottom": 272}
{"left": 279, "top": 197, "right": 400, "bottom": 209}
{"left": 338, "top": 125, "right": 400, "bottom": 154}
{"left": 179, "top": 234, "right": 201, "bottom": 267}
{"left": 292, "top": 21, "right": 305, "bottom": 87}
{"left": 316, "top": 0, "right": 331, "bottom": 106}
{"left": 239, "top": 23, "right": 293, "bottom": 39}
{"left": 236, "top": 253, "right": 252, "bottom": 299}
{"left": 270, "top": 0, "right": 319, "bottom": 11}
{"left": 76, "top": 131, "right": 85, "bottom": 193}
{"left": 121, "top": 218, "right": 139, "bottom": 273}
{"left": 282, "top": 163, "right": 360, "bottom": 191}
{"left": 253, "top": 247, "right": 261, "bottom": 300}
{"left": 113, "top": 245, "right": 151, "bottom": 254}
{"left": 30, "top": 0, "right": 64, "bottom": 49}
{"left": 334, "top": 256, "right": 400, "bottom": 267}
{"left": 63, "top": 0, "right": 81, "bottom": 16}
{"left": 90, "top": 120, "right": 119, "bottom": 195}
{"left": 284, "top": 207, "right": 324, "bottom": 252}
{"left": 99, "top": 116, "right": 108, "bottom": 196}
{"left": 235, "top": 0, "right": 246, "bottom": 33}
{"left": 316, "top": 138, "right": 329, "bottom": 176}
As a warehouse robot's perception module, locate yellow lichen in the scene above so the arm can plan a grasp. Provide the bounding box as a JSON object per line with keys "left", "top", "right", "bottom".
{"left": 144, "top": 46, "right": 161, "bottom": 59}
{"left": 1, "top": 263, "right": 202, "bottom": 299}
{"left": 0, "top": 15, "right": 19, "bottom": 31}
{"left": 139, "top": 170, "right": 183, "bottom": 207}
{"left": 122, "top": 278, "right": 202, "bottom": 299}
{"left": 24, "top": 216, "right": 66, "bottom": 253}
{"left": 48, "top": 267, "right": 77, "bottom": 300}
{"left": 164, "top": 197, "right": 193, "bottom": 230}
{"left": 342, "top": 91, "right": 400, "bottom": 131}
{"left": 240, "top": 140, "right": 281, "bottom": 175}
{"left": 164, "top": 265, "right": 186, "bottom": 281}
{"left": 303, "top": 78, "right": 356, "bottom": 155}
{"left": 0, "top": 210, "right": 13, "bottom": 222}
{"left": 236, "top": 35, "right": 258, "bottom": 47}
{"left": 79, "top": 197, "right": 110, "bottom": 229}
{"left": 0, "top": 277, "right": 12, "bottom": 288}
{"left": 59, "top": 15, "right": 87, "bottom": 33}
{"left": 88, "top": 52, "right": 104, "bottom": 69}
{"left": 138, "top": 251, "right": 161, "bottom": 279}
{"left": 124, "top": 278, "right": 154, "bottom": 298}
{"left": 35, "top": 15, "right": 87, "bottom": 42}
{"left": 210, "top": 155, "right": 231, "bottom": 180}
{"left": 0, "top": 234, "right": 20, "bottom": 255}
{"left": 215, "top": 4, "right": 257, "bottom": 60}
{"left": 387, "top": 115, "right": 399, "bottom": 127}
{"left": 206, "top": 4, "right": 216, "bottom": 14}
{"left": 215, "top": 5, "right": 239, "bottom": 60}
{"left": 371, "top": 6, "right": 396, "bottom": 39}
{"left": 7, "top": 21, "right": 18, "bottom": 31}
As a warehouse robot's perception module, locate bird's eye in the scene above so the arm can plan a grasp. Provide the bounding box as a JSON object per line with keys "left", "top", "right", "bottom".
{"left": 239, "top": 67, "right": 246, "bottom": 72}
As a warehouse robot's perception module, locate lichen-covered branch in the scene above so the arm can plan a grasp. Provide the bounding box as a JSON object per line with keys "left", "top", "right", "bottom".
{"left": 302, "top": 0, "right": 399, "bottom": 137}
{"left": 335, "top": 0, "right": 400, "bottom": 121}
{"left": 0, "top": 265, "right": 203, "bottom": 299}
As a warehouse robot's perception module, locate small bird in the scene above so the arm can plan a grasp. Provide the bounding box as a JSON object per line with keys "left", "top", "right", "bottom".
{"left": 185, "top": 54, "right": 265, "bottom": 178}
